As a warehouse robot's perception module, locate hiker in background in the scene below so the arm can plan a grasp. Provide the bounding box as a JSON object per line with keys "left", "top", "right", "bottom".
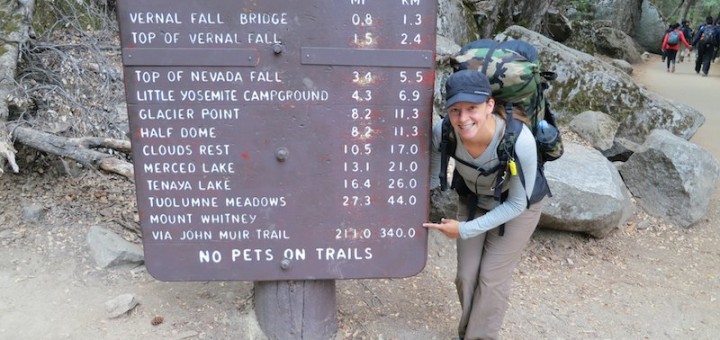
{"left": 680, "top": 19, "right": 693, "bottom": 62}
{"left": 424, "top": 70, "right": 545, "bottom": 340}
{"left": 661, "top": 23, "right": 691, "bottom": 72}
{"left": 662, "top": 23, "right": 673, "bottom": 62}
{"left": 693, "top": 17, "right": 720, "bottom": 76}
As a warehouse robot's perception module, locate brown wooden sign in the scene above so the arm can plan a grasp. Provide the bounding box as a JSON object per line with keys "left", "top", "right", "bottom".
{"left": 116, "top": 0, "right": 437, "bottom": 281}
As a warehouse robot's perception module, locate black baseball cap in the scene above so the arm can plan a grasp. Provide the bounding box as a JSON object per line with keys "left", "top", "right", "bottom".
{"left": 444, "top": 69, "right": 492, "bottom": 109}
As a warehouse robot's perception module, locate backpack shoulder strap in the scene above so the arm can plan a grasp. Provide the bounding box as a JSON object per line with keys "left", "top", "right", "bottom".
{"left": 495, "top": 102, "right": 521, "bottom": 202}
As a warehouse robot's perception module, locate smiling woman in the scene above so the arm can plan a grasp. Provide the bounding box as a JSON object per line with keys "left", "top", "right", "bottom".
{"left": 424, "top": 69, "right": 546, "bottom": 340}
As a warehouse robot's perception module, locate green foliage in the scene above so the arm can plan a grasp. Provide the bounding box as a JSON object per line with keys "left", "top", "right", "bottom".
{"left": 1, "top": 8, "right": 21, "bottom": 33}
{"left": 33, "top": 0, "right": 108, "bottom": 35}
{"left": 570, "top": 0, "right": 595, "bottom": 20}
{"left": 0, "top": 7, "right": 23, "bottom": 56}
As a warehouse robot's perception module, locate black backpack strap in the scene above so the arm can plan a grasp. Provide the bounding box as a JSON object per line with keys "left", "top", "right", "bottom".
{"left": 495, "top": 102, "right": 518, "bottom": 202}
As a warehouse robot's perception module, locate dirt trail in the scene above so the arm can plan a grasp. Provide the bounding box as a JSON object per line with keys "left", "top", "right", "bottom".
{"left": 1, "top": 55, "right": 720, "bottom": 340}
{"left": 637, "top": 54, "right": 720, "bottom": 156}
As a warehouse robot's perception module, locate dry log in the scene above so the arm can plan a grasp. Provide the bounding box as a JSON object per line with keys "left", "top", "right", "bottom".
{"left": 11, "top": 125, "right": 134, "bottom": 179}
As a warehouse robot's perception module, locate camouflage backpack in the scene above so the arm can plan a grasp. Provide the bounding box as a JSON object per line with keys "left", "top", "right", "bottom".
{"left": 439, "top": 39, "right": 563, "bottom": 218}
{"left": 450, "top": 39, "right": 563, "bottom": 158}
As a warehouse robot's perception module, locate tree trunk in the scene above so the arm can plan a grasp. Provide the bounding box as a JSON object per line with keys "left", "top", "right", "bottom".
{"left": 0, "top": 0, "right": 34, "bottom": 174}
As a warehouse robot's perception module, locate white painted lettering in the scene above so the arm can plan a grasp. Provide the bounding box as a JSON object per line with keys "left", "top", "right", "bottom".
{"left": 199, "top": 144, "right": 230, "bottom": 155}
{"left": 147, "top": 196, "right": 218, "bottom": 208}
{"left": 231, "top": 248, "right": 274, "bottom": 261}
{"left": 143, "top": 162, "right": 196, "bottom": 174}
{"left": 180, "top": 230, "right": 213, "bottom": 240}
{"left": 180, "top": 127, "right": 216, "bottom": 138}
{"left": 136, "top": 89, "right": 174, "bottom": 101}
{"left": 225, "top": 196, "right": 287, "bottom": 207}
{"left": 238, "top": 12, "right": 288, "bottom": 25}
{"left": 190, "top": 12, "right": 224, "bottom": 24}
{"left": 219, "top": 230, "right": 250, "bottom": 240}
{"left": 146, "top": 180, "right": 192, "bottom": 191}
{"left": 200, "top": 213, "right": 255, "bottom": 224}
{"left": 180, "top": 89, "right": 238, "bottom": 101}
{"left": 243, "top": 89, "right": 329, "bottom": 102}
{"left": 188, "top": 32, "right": 242, "bottom": 45}
{"left": 201, "top": 108, "right": 241, "bottom": 119}
{"left": 198, "top": 179, "right": 231, "bottom": 191}
{"left": 150, "top": 213, "right": 192, "bottom": 224}
{"left": 139, "top": 127, "right": 172, "bottom": 138}
{"left": 249, "top": 71, "right": 281, "bottom": 83}
{"left": 142, "top": 144, "right": 192, "bottom": 156}
{"left": 190, "top": 71, "right": 243, "bottom": 83}
{"left": 315, "top": 247, "right": 373, "bottom": 260}
{"left": 247, "top": 32, "right": 281, "bottom": 44}
{"left": 255, "top": 229, "right": 289, "bottom": 239}
{"left": 201, "top": 162, "right": 235, "bottom": 173}
{"left": 151, "top": 230, "right": 172, "bottom": 240}
{"left": 138, "top": 108, "right": 194, "bottom": 120}
{"left": 129, "top": 12, "right": 182, "bottom": 24}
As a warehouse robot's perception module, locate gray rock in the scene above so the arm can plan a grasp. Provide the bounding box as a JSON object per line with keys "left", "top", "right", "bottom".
{"left": 620, "top": 130, "right": 720, "bottom": 227}
{"left": 610, "top": 59, "right": 634, "bottom": 75}
{"left": 541, "top": 143, "right": 632, "bottom": 238}
{"left": 569, "top": 110, "right": 620, "bottom": 151}
{"left": 429, "top": 187, "right": 459, "bottom": 223}
{"left": 86, "top": 225, "right": 144, "bottom": 268}
{"left": 22, "top": 203, "right": 46, "bottom": 223}
{"left": 105, "top": 293, "right": 139, "bottom": 319}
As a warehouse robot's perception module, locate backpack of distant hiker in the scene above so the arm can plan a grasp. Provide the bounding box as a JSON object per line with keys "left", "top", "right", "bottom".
{"left": 439, "top": 39, "right": 563, "bottom": 222}
{"left": 667, "top": 31, "right": 680, "bottom": 46}
{"left": 700, "top": 25, "right": 719, "bottom": 47}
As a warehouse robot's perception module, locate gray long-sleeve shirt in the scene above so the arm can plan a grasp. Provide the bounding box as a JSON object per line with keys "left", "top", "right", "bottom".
{"left": 429, "top": 114, "right": 538, "bottom": 239}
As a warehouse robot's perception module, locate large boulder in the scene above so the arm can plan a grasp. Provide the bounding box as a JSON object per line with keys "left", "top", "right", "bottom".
{"left": 541, "top": 143, "right": 632, "bottom": 238}
{"left": 496, "top": 26, "right": 704, "bottom": 148}
{"left": 544, "top": 8, "right": 572, "bottom": 42}
{"left": 590, "top": 0, "right": 643, "bottom": 36}
{"left": 433, "top": 35, "right": 461, "bottom": 119}
{"left": 436, "top": 0, "right": 478, "bottom": 45}
{"left": 594, "top": 27, "right": 644, "bottom": 63}
{"left": 620, "top": 130, "right": 720, "bottom": 227}
{"left": 632, "top": 0, "right": 666, "bottom": 54}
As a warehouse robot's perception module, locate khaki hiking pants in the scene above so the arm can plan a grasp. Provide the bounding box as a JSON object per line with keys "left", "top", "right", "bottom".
{"left": 455, "top": 198, "right": 544, "bottom": 340}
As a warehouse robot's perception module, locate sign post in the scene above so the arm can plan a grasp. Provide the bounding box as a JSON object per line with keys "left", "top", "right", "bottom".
{"left": 116, "top": 0, "right": 437, "bottom": 337}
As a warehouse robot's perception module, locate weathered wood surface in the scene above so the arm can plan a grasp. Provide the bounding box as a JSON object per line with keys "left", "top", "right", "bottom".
{"left": 254, "top": 280, "right": 337, "bottom": 339}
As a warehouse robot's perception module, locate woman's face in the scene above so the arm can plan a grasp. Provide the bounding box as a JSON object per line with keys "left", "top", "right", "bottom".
{"left": 447, "top": 99, "right": 495, "bottom": 141}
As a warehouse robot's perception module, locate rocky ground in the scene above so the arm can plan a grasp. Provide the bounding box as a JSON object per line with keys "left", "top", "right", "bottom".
{"left": 1, "top": 23, "right": 719, "bottom": 340}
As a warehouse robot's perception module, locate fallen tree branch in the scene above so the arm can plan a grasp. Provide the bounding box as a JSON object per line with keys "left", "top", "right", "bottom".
{"left": 11, "top": 125, "right": 134, "bottom": 179}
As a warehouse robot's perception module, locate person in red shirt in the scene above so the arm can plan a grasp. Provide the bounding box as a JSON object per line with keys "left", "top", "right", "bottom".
{"left": 662, "top": 22, "right": 692, "bottom": 72}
